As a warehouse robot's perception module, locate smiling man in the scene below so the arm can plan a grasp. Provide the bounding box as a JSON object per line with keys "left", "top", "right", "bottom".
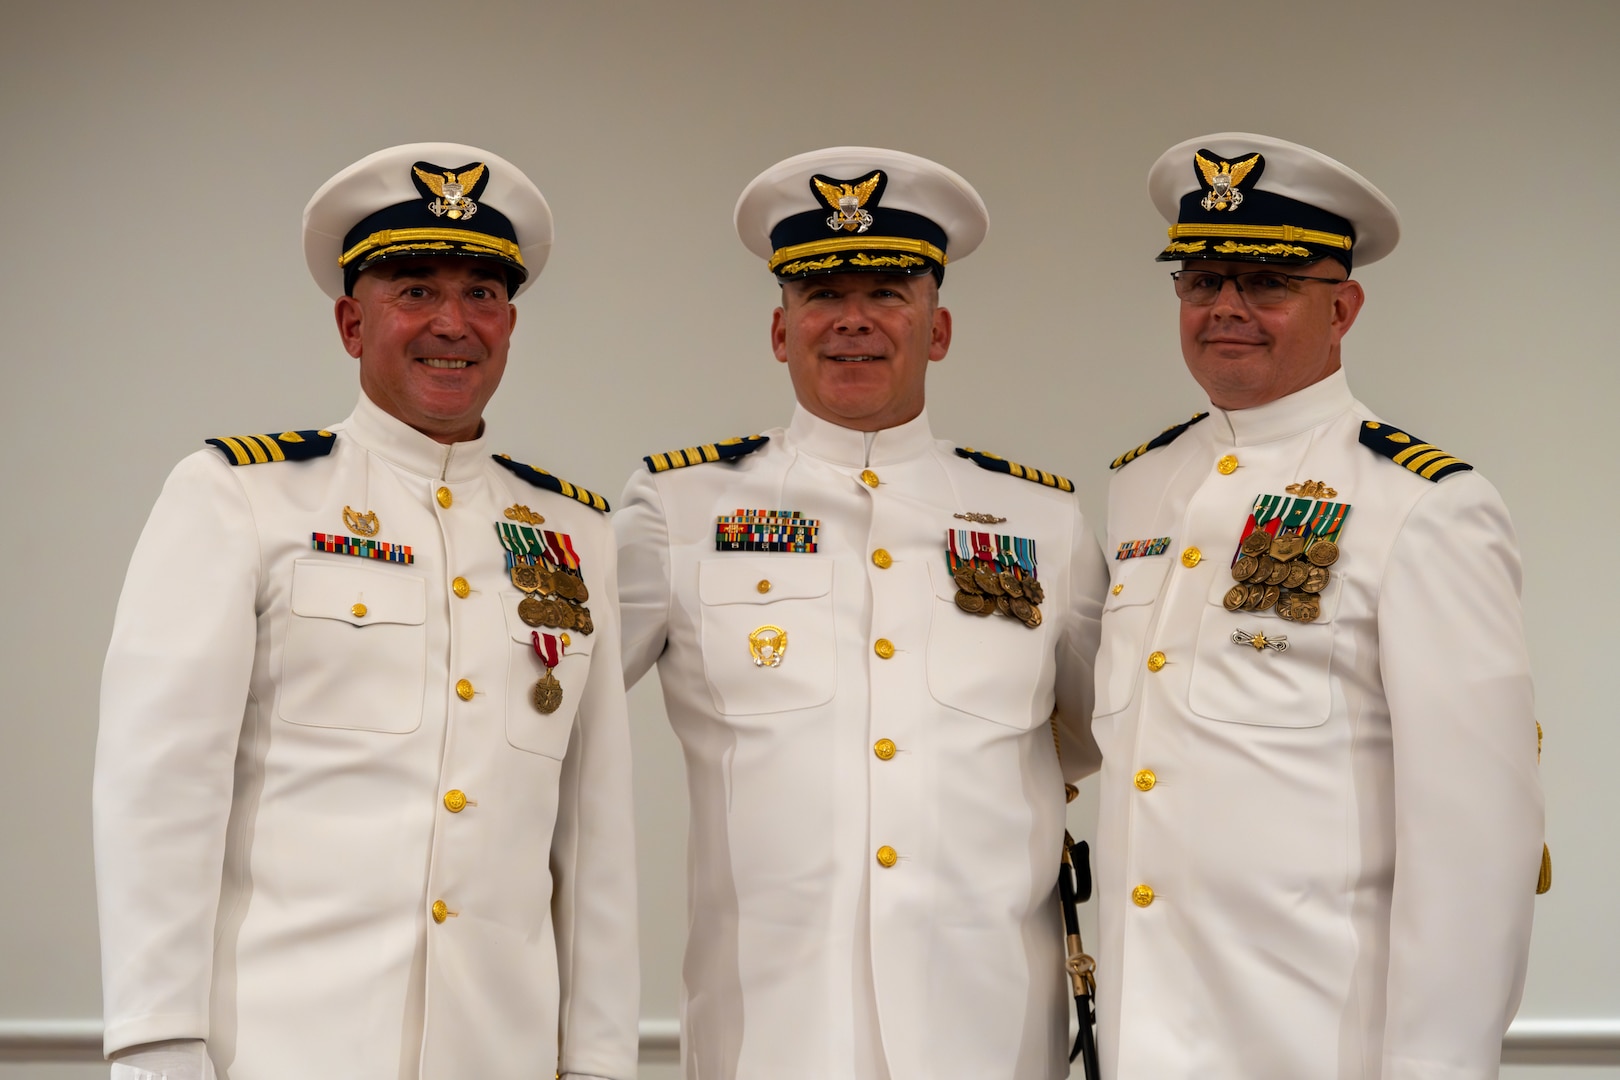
{"left": 93, "top": 143, "right": 638, "bottom": 1080}
{"left": 1091, "top": 133, "right": 1546, "bottom": 1079}
{"left": 615, "top": 147, "right": 1108, "bottom": 1080}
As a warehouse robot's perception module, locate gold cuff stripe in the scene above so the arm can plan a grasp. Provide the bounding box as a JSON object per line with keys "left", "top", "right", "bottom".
{"left": 339, "top": 228, "right": 524, "bottom": 268}
{"left": 1166, "top": 223, "right": 1353, "bottom": 250}
{"left": 768, "top": 236, "right": 947, "bottom": 273}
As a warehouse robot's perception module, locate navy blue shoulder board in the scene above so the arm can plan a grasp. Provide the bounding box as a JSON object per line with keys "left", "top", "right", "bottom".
{"left": 643, "top": 435, "right": 769, "bottom": 474}
{"left": 1109, "top": 413, "right": 1209, "bottom": 470}
{"left": 492, "top": 455, "right": 610, "bottom": 512}
{"left": 206, "top": 429, "right": 336, "bottom": 465}
{"left": 1358, "top": 421, "right": 1473, "bottom": 481}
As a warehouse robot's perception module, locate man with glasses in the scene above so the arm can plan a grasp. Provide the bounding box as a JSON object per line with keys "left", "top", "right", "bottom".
{"left": 1090, "top": 133, "right": 1545, "bottom": 1078}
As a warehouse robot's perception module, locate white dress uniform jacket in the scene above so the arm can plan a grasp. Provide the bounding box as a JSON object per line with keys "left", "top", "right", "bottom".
{"left": 1092, "top": 371, "right": 1543, "bottom": 1080}
{"left": 617, "top": 405, "right": 1109, "bottom": 1080}
{"left": 95, "top": 393, "right": 638, "bottom": 1080}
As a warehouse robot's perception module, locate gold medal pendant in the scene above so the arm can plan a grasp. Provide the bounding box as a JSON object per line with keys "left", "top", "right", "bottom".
{"left": 531, "top": 671, "right": 563, "bottom": 714}
{"left": 528, "top": 630, "right": 565, "bottom": 714}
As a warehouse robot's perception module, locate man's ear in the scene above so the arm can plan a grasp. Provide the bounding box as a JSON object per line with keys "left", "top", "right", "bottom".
{"left": 770, "top": 306, "right": 789, "bottom": 364}
{"left": 1328, "top": 280, "right": 1366, "bottom": 346}
{"left": 929, "top": 305, "right": 953, "bottom": 362}
{"left": 335, "top": 295, "right": 364, "bottom": 359}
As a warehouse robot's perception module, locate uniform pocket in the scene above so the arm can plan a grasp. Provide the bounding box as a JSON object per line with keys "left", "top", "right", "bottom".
{"left": 1092, "top": 556, "right": 1173, "bottom": 717}
{"left": 923, "top": 560, "right": 1052, "bottom": 729}
{"left": 278, "top": 559, "right": 426, "bottom": 733}
{"left": 697, "top": 557, "right": 835, "bottom": 716}
{"left": 503, "top": 597, "right": 592, "bottom": 759}
{"left": 1187, "top": 569, "right": 1341, "bottom": 728}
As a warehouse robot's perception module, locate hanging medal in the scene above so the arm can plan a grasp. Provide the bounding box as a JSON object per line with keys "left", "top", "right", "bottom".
{"left": 530, "top": 630, "right": 565, "bottom": 714}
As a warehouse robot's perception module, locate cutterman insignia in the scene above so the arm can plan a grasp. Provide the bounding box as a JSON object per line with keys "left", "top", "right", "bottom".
{"left": 644, "top": 435, "right": 770, "bottom": 474}
{"left": 955, "top": 448, "right": 1074, "bottom": 491}
{"left": 492, "top": 454, "right": 610, "bottom": 512}
{"left": 1358, "top": 421, "right": 1473, "bottom": 482}
{"left": 1109, "top": 413, "right": 1210, "bottom": 470}
{"left": 206, "top": 429, "right": 336, "bottom": 466}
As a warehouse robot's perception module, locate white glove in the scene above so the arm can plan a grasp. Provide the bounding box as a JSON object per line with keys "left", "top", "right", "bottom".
{"left": 109, "top": 1039, "right": 216, "bottom": 1080}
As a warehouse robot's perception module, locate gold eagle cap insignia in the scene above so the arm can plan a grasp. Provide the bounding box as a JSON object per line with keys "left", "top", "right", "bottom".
{"left": 813, "top": 170, "right": 883, "bottom": 233}
{"left": 414, "top": 163, "right": 486, "bottom": 220}
{"left": 1195, "top": 152, "right": 1261, "bottom": 212}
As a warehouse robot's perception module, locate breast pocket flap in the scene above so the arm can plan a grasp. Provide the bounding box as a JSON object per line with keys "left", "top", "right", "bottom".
{"left": 291, "top": 560, "right": 426, "bottom": 626}
{"left": 699, "top": 557, "right": 832, "bottom": 606}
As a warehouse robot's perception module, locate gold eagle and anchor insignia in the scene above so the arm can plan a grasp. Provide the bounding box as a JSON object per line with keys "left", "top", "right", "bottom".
{"left": 414, "top": 163, "right": 485, "bottom": 220}
{"left": 342, "top": 506, "right": 380, "bottom": 537}
{"left": 1196, "top": 152, "right": 1262, "bottom": 212}
{"left": 813, "top": 170, "right": 882, "bottom": 233}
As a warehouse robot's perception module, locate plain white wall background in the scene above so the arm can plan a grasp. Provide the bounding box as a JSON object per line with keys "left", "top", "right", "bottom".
{"left": 2, "top": 2, "right": 1615, "bottom": 1077}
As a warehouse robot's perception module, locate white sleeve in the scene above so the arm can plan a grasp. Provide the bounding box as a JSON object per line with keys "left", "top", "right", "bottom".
{"left": 1053, "top": 495, "right": 1109, "bottom": 783}
{"left": 95, "top": 452, "right": 260, "bottom": 1055}
{"left": 1378, "top": 472, "right": 1543, "bottom": 1079}
{"left": 110, "top": 1038, "right": 217, "bottom": 1080}
{"left": 614, "top": 467, "right": 672, "bottom": 689}
{"left": 551, "top": 520, "right": 641, "bottom": 1080}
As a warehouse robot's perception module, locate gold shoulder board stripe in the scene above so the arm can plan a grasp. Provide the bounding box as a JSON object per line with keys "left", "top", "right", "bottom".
{"left": 206, "top": 429, "right": 336, "bottom": 466}
{"left": 492, "top": 454, "right": 610, "bottom": 512}
{"left": 1109, "top": 412, "right": 1210, "bottom": 470}
{"left": 954, "top": 448, "right": 1074, "bottom": 492}
{"left": 644, "top": 435, "right": 770, "bottom": 473}
{"left": 1358, "top": 421, "right": 1473, "bottom": 482}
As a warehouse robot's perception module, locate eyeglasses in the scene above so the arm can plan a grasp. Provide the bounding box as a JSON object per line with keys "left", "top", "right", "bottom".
{"left": 1171, "top": 269, "right": 1344, "bottom": 307}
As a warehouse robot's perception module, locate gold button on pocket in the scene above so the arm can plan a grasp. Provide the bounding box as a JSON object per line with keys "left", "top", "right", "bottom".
{"left": 1181, "top": 547, "right": 1202, "bottom": 568}
{"left": 443, "top": 790, "right": 468, "bottom": 813}
{"left": 1217, "top": 455, "right": 1239, "bottom": 475}
{"left": 1134, "top": 769, "right": 1157, "bottom": 791}
{"left": 351, "top": 602, "right": 368, "bottom": 618}
{"left": 1132, "top": 884, "right": 1155, "bottom": 907}
{"left": 876, "top": 845, "right": 899, "bottom": 868}
{"left": 873, "top": 638, "right": 896, "bottom": 660}
{"left": 757, "top": 579, "right": 771, "bottom": 594}
{"left": 1146, "top": 651, "right": 1167, "bottom": 672}
{"left": 455, "top": 678, "right": 475, "bottom": 701}
{"left": 871, "top": 548, "right": 893, "bottom": 569}
{"left": 436, "top": 486, "right": 453, "bottom": 508}
{"left": 873, "top": 738, "right": 897, "bottom": 761}
{"left": 1112, "top": 583, "right": 1124, "bottom": 596}
{"left": 451, "top": 576, "right": 470, "bottom": 599}
{"left": 860, "top": 469, "right": 880, "bottom": 488}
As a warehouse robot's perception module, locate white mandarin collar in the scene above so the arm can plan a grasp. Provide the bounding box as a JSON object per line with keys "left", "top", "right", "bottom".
{"left": 786, "top": 404, "right": 937, "bottom": 467}
{"left": 1208, "top": 369, "right": 1355, "bottom": 447}
{"left": 341, "top": 392, "right": 493, "bottom": 482}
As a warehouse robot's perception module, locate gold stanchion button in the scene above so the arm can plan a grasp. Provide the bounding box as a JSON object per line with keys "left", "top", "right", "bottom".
{"left": 444, "top": 790, "right": 468, "bottom": 813}
{"left": 873, "top": 738, "right": 897, "bottom": 761}
{"left": 1217, "top": 455, "right": 1239, "bottom": 475}
{"left": 1146, "top": 651, "right": 1167, "bottom": 672}
{"left": 874, "top": 638, "right": 896, "bottom": 660}
{"left": 872, "top": 548, "right": 893, "bottom": 569}
{"left": 860, "top": 469, "right": 880, "bottom": 488}
{"left": 455, "top": 679, "right": 475, "bottom": 701}
{"left": 1181, "top": 547, "right": 1202, "bottom": 568}
{"left": 876, "top": 845, "right": 899, "bottom": 868}
{"left": 436, "top": 486, "right": 453, "bottom": 508}
{"left": 1132, "top": 884, "right": 1155, "bottom": 907}
{"left": 451, "top": 576, "right": 470, "bottom": 599}
{"left": 1134, "top": 769, "right": 1157, "bottom": 791}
